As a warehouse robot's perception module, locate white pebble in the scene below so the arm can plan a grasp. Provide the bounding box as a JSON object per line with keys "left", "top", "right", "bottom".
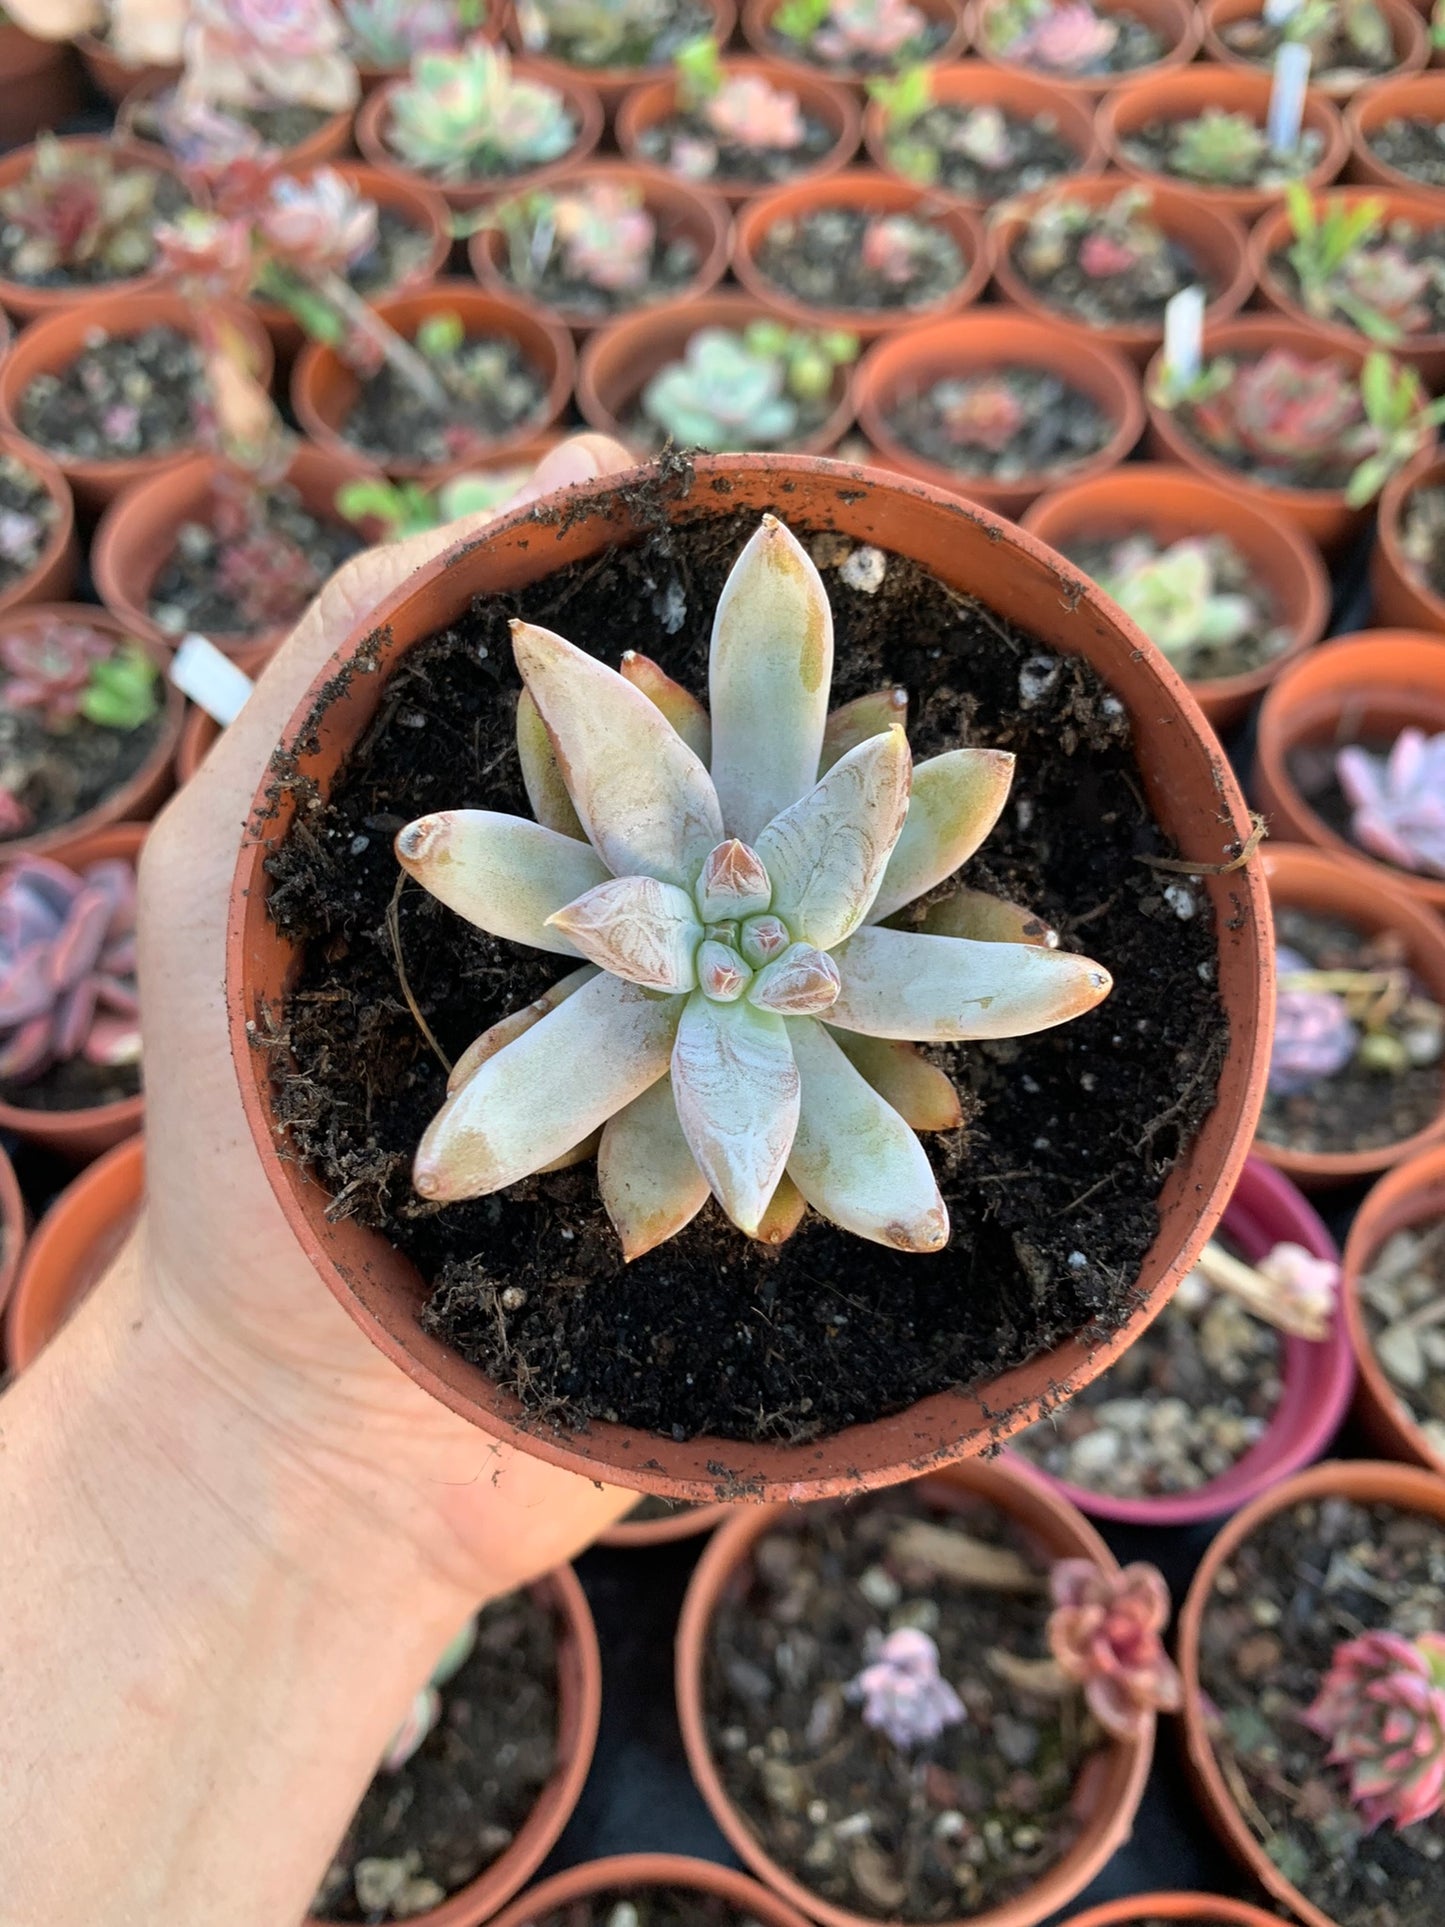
{"left": 840, "top": 545, "right": 887, "bottom": 593}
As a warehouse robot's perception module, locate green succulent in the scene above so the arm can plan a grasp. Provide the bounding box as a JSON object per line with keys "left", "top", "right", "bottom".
{"left": 387, "top": 41, "right": 577, "bottom": 181}
{"left": 81, "top": 641, "right": 160, "bottom": 732}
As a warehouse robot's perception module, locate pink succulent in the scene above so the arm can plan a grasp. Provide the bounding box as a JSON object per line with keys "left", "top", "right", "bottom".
{"left": 155, "top": 210, "right": 254, "bottom": 301}
{"left": 0, "top": 618, "right": 114, "bottom": 727}
{"left": 1305, "top": 1630, "right": 1445, "bottom": 1831}
{"left": 705, "top": 74, "right": 807, "bottom": 151}
{"left": 1079, "top": 229, "right": 1140, "bottom": 277}
{"left": 1337, "top": 729, "right": 1445, "bottom": 879}
{"left": 1011, "top": 0, "right": 1119, "bottom": 71}
{"left": 0, "top": 792, "right": 32, "bottom": 838}
{"left": 181, "top": 0, "right": 359, "bottom": 115}
{"left": 861, "top": 214, "right": 923, "bottom": 286}
{"left": 849, "top": 1628, "right": 966, "bottom": 1749}
{"left": 259, "top": 168, "right": 379, "bottom": 276}
{"left": 155, "top": 99, "right": 281, "bottom": 211}
{"left": 942, "top": 378, "right": 1027, "bottom": 452}
{"left": 1269, "top": 945, "right": 1358, "bottom": 1094}
{"left": 952, "top": 104, "right": 1016, "bottom": 171}
{"left": 0, "top": 856, "right": 140, "bottom": 1084}
{"left": 1046, "top": 1559, "right": 1182, "bottom": 1742}
{"left": 1189, "top": 350, "right": 1366, "bottom": 473}
{"left": 1255, "top": 1241, "right": 1340, "bottom": 1331}
{"left": 552, "top": 182, "right": 656, "bottom": 293}
{"left": 815, "top": 0, "right": 928, "bottom": 61}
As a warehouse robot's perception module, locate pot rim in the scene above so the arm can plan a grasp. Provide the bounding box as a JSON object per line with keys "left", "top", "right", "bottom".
{"left": 485, "top": 1853, "right": 815, "bottom": 1927}
{"left": 1058, "top": 1895, "right": 1297, "bottom": 1926}
{"left": 0, "top": 430, "right": 76, "bottom": 622}
{"left": 4, "top": 1130, "right": 143, "bottom": 1372}
{"left": 0, "top": 1140, "right": 26, "bottom": 1331}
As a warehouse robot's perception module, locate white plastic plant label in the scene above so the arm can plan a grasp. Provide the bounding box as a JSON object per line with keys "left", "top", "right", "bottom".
{"left": 1268, "top": 41, "right": 1312, "bottom": 155}
{"left": 169, "top": 633, "right": 254, "bottom": 727}
{"left": 1162, "top": 286, "right": 1206, "bottom": 391}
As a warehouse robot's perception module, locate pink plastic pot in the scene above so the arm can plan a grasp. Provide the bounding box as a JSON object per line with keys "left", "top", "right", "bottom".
{"left": 1007, "top": 1158, "right": 1355, "bottom": 1527}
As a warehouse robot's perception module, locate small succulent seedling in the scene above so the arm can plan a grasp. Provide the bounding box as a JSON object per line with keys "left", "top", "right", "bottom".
{"left": 1338, "top": 728, "right": 1445, "bottom": 877}
{"left": 341, "top": 0, "right": 486, "bottom": 66}
{"left": 1169, "top": 108, "right": 1269, "bottom": 186}
{"left": 642, "top": 324, "right": 859, "bottom": 452}
{"left": 0, "top": 619, "right": 158, "bottom": 732}
{"left": 1269, "top": 967, "right": 1359, "bottom": 1094}
{"left": 848, "top": 1628, "right": 966, "bottom": 1749}
{"left": 395, "top": 517, "right": 1111, "bottom": 1256}
{"left": 1306, "top": 1630, "right": 1445, "bottom": 1830}
{"left": 1017, "top": 185, "right": 1164, "bottom": 284}
{"left": 492, "top": 181, "right": 658, "bottom": 295}
{"left": 775, "top": 0, "right": 929, "bottom": 61}
{"left": 515, "top": 0, "right": 681, "bottom": 66}
{"left": 939, "top": 378, "right": 1026, "bottom": 453}
{"left": 987, "top": 0, "right": 1120, "bottom": 71}
{"left": 1275, "top": 0, "right": 1393, "bottom": 65}
{"left": 1045, "top": 1559, "right": 1182, "bottom": 1742}
{"left": 1270, "top": 936, "right": 1445, "bottom": 1089}
{"left": 1097, "top": 537, "right": 1256, "bottom": 665}
{"left": 336, "top": 466, "right": 539, "bottom": 542}
{"left": 677, "top": 37, "right": 808, "bottom": 152}
{"left": 0, "top": 855, "right": 140, "bottom": 1081}
{"left": 387, "top": 40, "right": 577, "bottom": 181}
{"left": 0, "top": 135, "right": 164, "bottom": 284}
{"left": 1284, "top": 185, "right": 1442, "bottom": 345}
{"left": 178, "top": 0, "right": 360, "bottom": 116}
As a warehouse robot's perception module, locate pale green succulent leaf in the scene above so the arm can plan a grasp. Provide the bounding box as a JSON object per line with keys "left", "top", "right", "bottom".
{"left": 867, "top": 747, "right": 1016, "bottom": 925}
{"left": 447, "top": 962, "right": 598, "bottom": 1094}
{"left": 819, "top": 686, "right": 908, "bottom": 774}
{"left": 671, "top": 992, "right": 800, "bottom": 1236}
{"left": 910, "top": 885, "right": 1059, "bottom": 949}
{"left": 547, "top": 875, "right": 702, "bottom": 992}
{"left": 620, "top": 651, "right": 713, "bottom": 763}
{"left": 516, "top": 687, "right": 586, "bottom": 840}
{"left": 598, "top": 1075, "right": 711, "bottom": 1262}
{"left": 395, "top": 809, "right": 608, "bottom": 956}
{"left": 830, "top": 927, "right": 1112, "bottom": 1041}
{"left": 757, "top": 728, "right": 911, "bottom": 950}
{"left": 829, "top": 1028, "right": 963, "bottom": 1132}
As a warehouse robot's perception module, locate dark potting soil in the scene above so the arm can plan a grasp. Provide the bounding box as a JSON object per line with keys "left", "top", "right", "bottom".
{"left": 1403, "top": 483, "right": 1445, "bottom": 598}
{"left": 314, "top": 1589, "right": 558, "bottom": 1922}
{"left": 0, "top": 1052, "right": 140, "bottom": 1113}
{"left": 147, "top": 486, "right": 363, "bottom": 642}
{"left": 0, "top": 681, "right": 165, "bottom": 843}
{"left": 340, "top": 337, "right": 549, "bottom": 468}
{"left": 626, "top": 1495, "right": 699, "bottom": 1523}
{"left": 986, "top": 4, "right": 1165, "bottom": 75}
{"left": 0, "top": 166, "right": 187, "bottom": 290}
{"left": 635, "top": 110, "right": 837, "bottom": 187}
{"left": 629, "top": 383, "right": 838, "bottom": 455}
{"left": 1289, "top": 736, "right": 1431, "bottom": 882}
{"left": 1270, "top": 221, "right": 1445, "bottom": 340}
{"left": 1369, "top": 118, "right": 1445, "bottom": 189}
{"left": 0, "top": 449, "right": 57, "bottom": 597}
{"left": 1197, "top": 1495, "right": 1445, "bottom": 1927}
{"left": 497, "top": 219, "right": 702, "bottom": 319}
{"left": 1062, "top": 535, "right": 1288, "bottom": 684}
{"left": 346, "top": 207, "right": 435, "bottom": 297}
{"left": 1120, "top": 119, "right": 1324, "bottom": 190}
{"left": 767, "top": 13, "right": 951, "bottom": 72}
{"left": 240, "top": 100, "right": 333, "bottom": 147}
{"left": 753, "top": 206, "right": 967, "bottom": 314}
{"left": 261, "top": 490, "right": 1227, "bottom": 1456}
{"left": 885, "top": 371, "right": 1114, "bottom": 484}
{"left": 16, "top": 324, "right": 205, "bottom": 464}
{"left": 1012, "top": 220, "right": 1212, "bottom": 329}
{"left": 531, "top": 1890, "right": 755, "bottom": 1927}
{"left": 885, "top": 104, "right": 1080, "bottom": 202}
{"left": 1219, "top": 9, "right": 1399, "bottom": 84}
{"left": 530, "top": 0, "right": 714, "bottom": 65}
{"left": 705, "top": 1490, "right": 1112, "bottom": 1921}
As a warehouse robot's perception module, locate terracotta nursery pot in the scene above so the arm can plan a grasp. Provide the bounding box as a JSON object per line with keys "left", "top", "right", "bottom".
{"left": 117, "top": 74, "right": 355, "bottom": 172}
{"left": 970, "top": 0, "right": 1200, "bottom": 95}
{"left": 988, "top": 178, "right": 1253, "bottom": 372}
{"left": 615, "top": 57, "right": 862, "bottom": 207}
{"left": 0, "top": 21, "right": 83, "bottom": 147}
{"left": 855, "top": 310, "right": 1145, "bottom": 518}
{"left": 1346, "top": 71, "right": 1445, "bottom": 189}
{"left": 1060, "top": 1897, "right": 1295, "bottom": 1927}
{"left": 1373, "top": 454, "right": 1445, "bottom": 630}
{"left": 176, "top": 706, "right": 224, "bottom": 785}
{"left": 1177, "top": 1458, "right": 1445, "bottom": 1927}
{"left": 742, "top": 0, "right": 971, "bottom": 78}
{"left": 1203, "top": 0, "right": 1428, "bottom": 97}
{"left": 3, "top": 1132, "right": 143, "bottom": 1372}
{"left": 292, "top": 282, "right": 575, "bottom": 484}
{"left": 1021, "top": 462, "right": 1330, "bottom": 730}
{"left": 225, "top": 451, "right": 1271, "bottom": 1502}
{"left": 74, "top": 29, "right": 178, "bottom": 107}
{"left": 355, "top": 67, "right": 605, "bottom": 214}
{"left": 352, "top": 0, "right": 508, "bottom": 94}
{"left": 469, "top": 161, "right": 733, "bottom": 335}
{"left": 0, "top": 1143, "right": 27, "bottom": 1334}
{"left": 599, "top": 1501, "right": 738, "bottom": 1550}
{"left": 507, "top": 0, "right": 737, "bottom": 113}
{"left": 0, "top": 291, "right": 274, "bottom": 516}
{"left": 861, "top": 62, "right": 1104, "bottom": 208}
{"left": 577, "top": 293, "right": 859, "bottom": 455}
{"left": 1254, "top": 631, "right": 1445, "bottom": 913}
{"left": 1100, "top": 67, "right": 1349, "bottom": 222}
{"left": 676, "top": 1457, "right": 1153, "bottom": 1927}
{"left": 487, "top": 1856, "right": 813, "bottom": 1927}
{"left": 1342, "top": 1142, "right": 1445, "bottom": 1474}
{"left": 1007, "top": 1156, "right": 1354, "bottom": 1526}
{"left": 0, "top": 433, "right": 76, "bottom": 620}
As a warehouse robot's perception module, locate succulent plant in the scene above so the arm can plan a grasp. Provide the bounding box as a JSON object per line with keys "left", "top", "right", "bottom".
{"left": 1045, "top": 1559, "right": 1182, "bottom": 1742}
{"left": 0, "top": 618, "right": 158, "bottom": 732}
{"left": 337, "top": 467, "right": 536, "bottom": 542}
{"left": 1255, "top": 1241, "right": 1341, "bottom": 1332}
{"left": 849, "top": 1628, "right": 966, "bottom": 1749}
{"left": 380, "top": 1616, "right": 479, "bottom": 1773}
{"left": 775, "top": 0, "right": 929, "bottom": 61}
{"left": 939, "top": 378, "right": 1026, "bottom": 452}
{"left": 340, "top": 0, "right": 485, "bottom": 66}
{"left": 1284, "top": 186, "right": 1440, "bottom": 345}
{"left": 1305, "top": 1630, "right": 1445, "bottom": 1830}
{"left": 990, "top": 0, "right": 1120, "bottom": 71}
{"left": 859, "top": 213, "right": 934, "bottom": 286}
{"left": 515, "top": 0, "right": 682, "bottom": 66}
{"left": 387, "top": 41, "right": 577, "bottom": 182}
{"left": 1169, "top": 348, "right": 1396, "bottom": 495}
{"left": 1269, "top": 953, "right": 1359, "bottom": 1095}
{"left": 500, "top": 181, "right": 658, "bottom": 294}
{"left": 642, "top": 323, "right": 858, "bottom": 451}
{"left": 258, "top": 166, "right": 378, "bottom": 276}
{"left": 0, "top": 854, "right": 140, "bottom": 1083}
{"left": 1017, "top": 185, "right": 1163, "bottom": 284}
{"left": 1096, "top": 537, "right": 1256, "bottom": 665}
{"left": 395, "top": 517, "right": 1111, "bottom": 1255}
{"left": 1337, "top": 728, "right": 1445, "bottom": 878}
{"left": 1168, "top": 108, "right": 1269, "bottom": 186}
{"left": 1280, "top": 0, "right": 1393, "bottom": 64}
{"left": 0, "top": 135, "right": 164, "bottom": 284}
{"left": 677, "top": 39, "right": 809, "bottom": 151}
{"left": 180, "top": 0, "right": 360, "bottom": 116}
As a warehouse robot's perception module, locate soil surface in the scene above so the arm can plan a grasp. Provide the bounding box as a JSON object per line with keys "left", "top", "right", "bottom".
{"left": 0, "top": 449, "right": 58, "bottom": 598}
{"left": 1120, "top": 118, "right": 1323, "bottom": 189}
{"left": 1402, "top": 483, "right": 1445, "bottom": 598}
{"left": 884, "top": 104, "right": 1081, "bottom": 202}
{"left": 0, "top": 164, "right": 187, "bottom": 290}
{"left": 532, "top": 1891, "right": 760, "bottom": 1927}
{"left": 704, "top": 1489, "right": 1114, "bottom": 1920}
{"left": 1358, "top": 1220, "right": 1445, "bottom": 1463}
{"left": 1197, "top": 1494, "right": 1445, "bottom": 1927}
{"left": 1369, "top": 118, "right": 1445, "bottom": 188}
{"left": 495, "top": 212, "right": 702, "bottom": 318}
{"left": 632, "top": 374, "right": 839, "bottom": 455}
{"left": 262, "top": 491, "right": 1226, "bottom": 1455}
{"left": 635, "top": 109, "right": 837, "bottom": 187}
{"left": 1220, "top": 10, "right": 1399, "bottom": 85}
{"left": 147, "top": 485, "right": 363, "bottom": 642}
{"left": 625, "top": 1496, "right": 700, "bottom": 1523}
{"left": 314, "top": 1589, "right": 559, "bottom": 1922}
{"left": 340, "top": 336, "right": 549, "bottom": 468}
{"left": 384, "top": 107, "right": 581, "bottom": 184}
{"left": 17, "top": 324, "right": 205, "bottom": 463}
{"left": 1271, "top": 220, "right": 1445, "bottom": 340}
{"left": 985, "top": 2, "right": 1165, "bottom": 74}
{"left": 0, "top": 672, "right": 165, "bottom": 843}
{"left": 753, "top": 205, "right": 967, "bottom": 314}
{"left": 528, "top": 0, "right": 714, "bottom": 65}
{"left": 0, "top": 1052, "right": 140, "bottom": 1113}
{"left": 1063, "top": 534, "right": 1290, "bottom": 684}
{"left": 1012, "top": 210, "right": 1213, "bottom": 329}
{"left": 884, "top": 370, "right": 1115, "bottom": 483}
{"left": 766, "top": 12, "right": 951, "bottom": 72}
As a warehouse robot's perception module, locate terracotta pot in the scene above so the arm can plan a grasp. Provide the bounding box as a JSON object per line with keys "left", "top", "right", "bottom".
{"left": 988, "top": 176, "right": 1253, "bottom": 372}
{"left": 861, "top": 60, "right": 1104, "bottom": 207}
{"left": 0, "top": 822, "right": 147, "bottom": 1165}
{"left": 1373, "top": 454, "right": 1445, "bottom": 630}
{"left": 1099, "top": 66, "right": 1349, "bottom": 222}
{"left": 0, "top": 606, "right": 184, "bottom": 862}
{"left": 1177, "top": 1458, "right": 1445, "bottom": 1927}
{"left": 1144, "top": 316, "right": 1385, "bottom": 556}
{"left": 742, "top": 0, "right": 971, "bottom": 81}
{"left": 91, "top": 445, "right": 374, "bottom": 677}
{"left": 0, "top": 291, "right": 275, "bottom": 517}
{"left": 577, "top": 292, "right": 859, "bottom": 455}
{"left": 225, "top": 451, "right": 1271, "bottom": 1502}
{"left": 676, "top": 1458, "right": 1153, "bottom": 1927}
{"left": 310, "top": 1563, "right": 602, "bottom": 1927}
{"left": 730, "top": 170, "right": 989, "bottom": 339}
{"left": 0, "top": 434, "right": 76, "bottom": 620}
{"left": 355, "top": 67, "right": 605, "bottom": 213}
{"left": 1342, "top": 1143, "right": 1445, "bottom": 1473}
{"left": 1020, "top": 462, "right": 1330, "bottom": 730}
{"left": 1254, "top": 630, "right": 1445, "bottom": 912}
{"left": 598, "top": 1501, "right": 737, "bottom": 1549}
{"left": 117, "top": 74, "right": 354, "bottom": 171}
{"left": 506, "top": 0, "right": 737, "bottom": 114}
{"left": 352, "top": 1, "right": 509, "bottom": 95}
{"left": 0, "top": 22, "right": 83, "bottom": 146}
{"left": 487, "top": 1855, "right": 814, "bottom": 1927}
{"left": 291, "top": 282, "right": 575, "bottom": 484}
{"left": 1203, "top": 0, "right": 1428, "bottom": 96}
{"left": 469, "top": 160, "right": 733, "bottom": 336}
{"left": 3, "top": 1132, "right": 143, "bottom": 1371}
{"left": 1346, "top": 71, "right": 1445, "bottom": 187}
{"left": 177, "top": 706, "right": 223, "bottom": 785}
{"left": 854, "top": 310, "right": 1144, "bottom": 518}
{"left": 1060, "top": 1897, "right": 1295, "bottom": 1927}
{"left": 615, "top": 57, "right": 862, "bottom": 206}
{"left": 0, "top": 1141, "right": 27, "bottom": 1334}
{"left": 970, "top": 0, "right": 1200, "bottom": 94}
{"left": 74, "top": 30, "right": 177, "bottom": 107}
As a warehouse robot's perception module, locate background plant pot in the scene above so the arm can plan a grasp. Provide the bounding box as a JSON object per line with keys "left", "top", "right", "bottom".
{"left": 1203, "top": 0, "right": 1428, "bottom": 96}
{"left": 176, "top": 706, "right": 223, "bottom": 785}
{"left": 0, "top": 605, "right": 184, "bottom": 862}
{"left": 0, "top": 21, "right": 83, "bottom": 147}
{"left": 469, "top": 161, "right": 733, "bottom": 336}
{"left": 742, "top": 0, "right": 971, "bottom": 80}
{"left": 0, "top": 291, "right": 275, "bottom": 516}
{"left": 577, "top": 293, "right": 859, "bottom": 455}
{"left": 1060, "top": 1895, "right": 1307, "bottom": 1926}
{"left": 1253, "top": 630, "right": 1445, "bottom": 912}
{"left": 353, "top": 0, "right": 509, "bottom": 94}
{"left": 507, "top": 0, "right": 737, "bottom": 113}
{"left": 117, "top": 74, "right": 355, "bottom": 170}
{"left": 291, "top": 282, "right": 575, "bottom": 483}
{"left": 0, "top": 433, "right": 76, "bottom": 620}
{"left": 487, "top": 1855, "right": 815, "bottom": 1927}
{"left": 3, "top": 1131, "right": 143, "bottom": 1371}
{"left": 1342, "top": 1142, "right": 1445, "bottom": 1474}
{"left": 987, "top": 178, "right": 1253, "bottom": 372}
{"left": 1021, "top": 462, "right": 1329, "bottom": 730}
{"left": 1372, "top": 454, "right": 1445, "bottom": 629}
{"left": 615, "top": 57, "right": 862, "bottom": 206}
{"left": 969, "top": 0, "right": 1200, "bottom": 95}
{"left": 861, "top": 61, "right": 1104, "bottom": 207}
{"left": 0, "top": 1143, "right": 27, "bottom": 1335}
{"left": 1346, "top": 71, "right": 1445, "bottom": 187}
{"left": 310, "top": 1563, "right": 602, "bottom": 1927}
{"left": 1007, "top": 1158, "right": 1352, "bottom": 1525}
{"left": 854, "top": 310, "right": 1144, "bottom": 518}
{"left": 355, "top": 67, "right": 605, "bottom": 213}
{"left": 1177, "top": 1458, "right": 1445, "bottom": 1927}
{"left": 0, "top": 822, "right": 148, "bottom": 1166}
{"left": 599, "top": 1501, "right": 738, "bottom": 1550}
{"left": 730, "top": 170, "right": 989, "bottom": 338}
{"left": 1099, "top": 67, "right": 1349, "bottom": 222}
{"left": 74, "top": 29, "right": 177, "bottom": 107}
{"left": 676, "top": 1457, "right": 1153, "bottom": 1927}
{"left": 225, "top": 452, "right": 1271, "bottom": 1503}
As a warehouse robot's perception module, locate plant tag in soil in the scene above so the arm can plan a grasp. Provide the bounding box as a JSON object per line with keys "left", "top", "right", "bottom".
{"left": 1163, "top": 285, "right": 1205, "bottom": 390}
{"left": 169, "top": 633, "right": 254, "bottom": 726}
{"left": 1268, "top": 42, "right": 1312, "bottom": 157}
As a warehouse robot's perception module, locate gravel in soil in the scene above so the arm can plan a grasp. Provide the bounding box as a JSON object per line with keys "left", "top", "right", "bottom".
{"left": 496, "top": 215, "right": 702, "bottom": 319}
{"left": 528, "top": 0, "right": 715, "bottom": 65}
{"left": 531, "top": 1891, "right": 761, "bottom": 1927}
{"left": 1270, "top": 219, "right": 1445, "bottom": 339}
{"left": 1198, "top": 1494, "right": 1445, "bottom": 1927}
{"left": 884, "top": 105, "right": 1082, "bottom": 203}
{"left": 1120, "top": 119, "right": 1324, "bottom": 190}
{"left": 1219, "top": 9, "right": 1399, "bottom": 86}
{"left": 0, "top": 449, "right": 58, "bottom": 597}
{"left": 635, "top": 109, "right": 837, "bottom": 187}
{"left": 1359, "top": 1221, "right": 1445, "bottom": 1463}
{"left": 262, "top": 490, "right": 1226, "bottom": 1454}
{"left": 0, "top": 668, "right": 165, "bottom": 844}
{"left": 766, "top": 13, "right": 952, "bottom": 72}
{"left": 704, "top": 1489, "right": 1115, "bottom": 1922}
{"left": 340, "top": 336, "right": 549, "bottom": 468}
{"left": 1402, "top": 483, "right": 1445, "bottom": 599}
{"left": 147, "top": 484, "right": 363, "bottom": 642}
{"left": 313, "top": 1589, "right": 558, "bottom": 1922}
{"left": 1011, "top": 205, "right": 1214, "bottom": 330}
{"left": 1010, "top": 1261, "right": 1282, "bottom": 1498}
{"left": 986, "top": 3, "right": 1166, "bottom": 75}
{"left": 17, "top": 324, "right": 206, "bottom": 464}
{"left": 0, "top": 164, "right": 187, "bottom": 290}
{"left": 1369, "top": 118, "right": 1445, "bottom": 188}
{"left": 753, "top": 205, "right": 967, "bottom": 314}
{"left": 884, "top": 370, "right": 1115, "bottom": 483}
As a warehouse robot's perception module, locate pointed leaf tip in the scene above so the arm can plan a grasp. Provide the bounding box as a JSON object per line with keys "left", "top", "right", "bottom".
{"left": 671, "top": 993, "right": 800, "bottom": 1236}
{"left": 546, "top": 875, "right": 701, "bottom": 992}
{"left": 395, "top": 809, "right": 608, "bottom": 956}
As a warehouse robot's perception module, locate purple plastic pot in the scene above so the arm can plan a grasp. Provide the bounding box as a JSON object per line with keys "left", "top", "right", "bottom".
{"left": 1005, "top": 1158, "right": 1355, "bottom": 1526}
